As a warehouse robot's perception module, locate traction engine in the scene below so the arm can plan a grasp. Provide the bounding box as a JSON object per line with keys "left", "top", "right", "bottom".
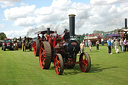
{"left": 33, "top": 14, "right": 91, "bottom": 75}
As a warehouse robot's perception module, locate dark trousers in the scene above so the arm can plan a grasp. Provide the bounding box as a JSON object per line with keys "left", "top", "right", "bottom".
{"left": 96, "top": 44, "right": 99, "bottom": 50}
{"left": 127, "top": 46, "right": 128, "bottom": 51}
{"left": 124, "top": 45, "right": 127, "bottom": 52}
{"left": 108, "top": 46, "right": 111, "bottom": 53}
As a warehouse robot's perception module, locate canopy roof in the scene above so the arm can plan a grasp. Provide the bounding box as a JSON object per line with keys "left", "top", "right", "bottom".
{"left": 35, "top": 30, "right": 54, "bottom": 34}
{"left": 107, "top": 34, "right": 120, "bottom": 37}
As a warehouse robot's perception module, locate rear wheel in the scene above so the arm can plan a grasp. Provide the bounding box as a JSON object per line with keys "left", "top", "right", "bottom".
{"left": 79, "top": 52, "right": 91, "bottom": 72}
{"left": 39, "top": 41, "right": 51, "bottom": 69}
{"left": 54, "top": 53, "right": 64, "bottom": 75}
{"left": 23, "top": 46, "right": 26, "bottom": 51}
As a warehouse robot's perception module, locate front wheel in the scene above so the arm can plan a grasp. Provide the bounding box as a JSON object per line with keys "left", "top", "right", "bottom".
{"left": 79, "top": 52, "right": 91, "bottom": 72}
{"left": 1, "top": 47, "right": 3, "bottom": 50}
{"left": 54, "top": 53, "right": 64, "bottom": 75}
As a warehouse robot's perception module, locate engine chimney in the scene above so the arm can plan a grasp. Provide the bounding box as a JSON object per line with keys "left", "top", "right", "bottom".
{"left": 47, "top": 28, "right": 50, "bottom": 35}
{"left": 69, "top": 14, "right": 76, "bottom": 36}
{"left": 125, "top": 18, "right": 127, "bottom": 29}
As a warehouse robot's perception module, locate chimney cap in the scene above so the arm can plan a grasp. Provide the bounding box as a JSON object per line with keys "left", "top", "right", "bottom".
{"left": 69, "top": 14, "right": 76, "bottom": 17}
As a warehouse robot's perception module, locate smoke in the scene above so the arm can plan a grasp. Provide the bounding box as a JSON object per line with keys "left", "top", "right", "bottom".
{"left": 26, "top": 25, "right": 45, "bottom": 37}
{"left": 26, "top": 22, "right": 69, "bottom": 37}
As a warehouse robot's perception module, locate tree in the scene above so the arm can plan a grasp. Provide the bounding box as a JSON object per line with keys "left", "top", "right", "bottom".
{"left": 0, "top": 32, "right": 7, "bottom": 40}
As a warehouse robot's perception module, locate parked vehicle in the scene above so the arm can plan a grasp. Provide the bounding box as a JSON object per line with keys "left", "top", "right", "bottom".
{"left": 22, "top": 37, "right": 32, "bottom": 51}
{"left": 1, "top": 39, "right": 15, "bottom": 51}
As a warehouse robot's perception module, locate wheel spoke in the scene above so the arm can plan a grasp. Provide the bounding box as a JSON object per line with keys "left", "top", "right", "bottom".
{"left": 57, "top": 66, "right": 60, "bottom": 69}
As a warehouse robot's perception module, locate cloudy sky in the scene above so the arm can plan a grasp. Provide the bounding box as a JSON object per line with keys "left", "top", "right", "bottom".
{"left": 0, "top": 0, "right": 128, "bottom": 38}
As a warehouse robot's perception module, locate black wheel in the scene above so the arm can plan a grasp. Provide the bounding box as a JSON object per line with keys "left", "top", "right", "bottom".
{"left": 54, "top": 53, "right": 64, "bottom": 75}
{"left": 1, "top": 47, "right": 3, "bottom": 50}
{"left": 39, "top": 41, "right": 51, "bottom": 69}
{"left": 79, "top": 52, "right": 91, "bottom": 72}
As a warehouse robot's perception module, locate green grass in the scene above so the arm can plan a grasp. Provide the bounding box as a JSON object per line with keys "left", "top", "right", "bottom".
{"left": 0, "top": 45, "right": 128, "bottom": 85}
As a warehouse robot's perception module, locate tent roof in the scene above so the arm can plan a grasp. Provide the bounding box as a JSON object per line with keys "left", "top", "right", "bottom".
{"left": 107, "top": 34, "right": 120, "bottom": 37}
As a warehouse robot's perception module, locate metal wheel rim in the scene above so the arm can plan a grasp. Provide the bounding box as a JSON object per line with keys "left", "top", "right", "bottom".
{"left": 80, "top": 54, "right": 88, "bottom": 72}
{"left": 54, "top": 55, "right": 61, "bottom": 75}
{"left": 39, "top": 43, "right": 45, "bottom": 69}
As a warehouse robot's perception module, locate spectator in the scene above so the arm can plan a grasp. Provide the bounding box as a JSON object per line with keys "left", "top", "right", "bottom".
{"left": 124, "top": 38, "right": 127, "bottom": 52}
{"left": 80, "top": 41, "right": 85, "bottom": 53}
{"left": 111, "top": 38, "right": 114, "bottom": 49}
{"left": 53, "top": 31, "right": 57, "bottom": 37}
{"left": 88, "top": 40, "right": 92, "bottom": 53}
{"left": 101, "top": 38, "right": 104, "bottom": 46}
{"left": 127, "top": 40, "right": 128, "bottom": 51}
{"left": 44, "top": 33, "right": 48, "bottom": 41}
{"left": 120, "top": 38, "right": 124, "bottom": 51}
{"left": 114, "top": 39, "right": 119, "bottom": 53}
{"left": 108, "top": 39, "right": 112, "bottom": 54}
{"left": 96, "top": 40, "right": 99, "bottom": 50}
{"left": 84, "top": 40, "right": 88, "bottom": 47}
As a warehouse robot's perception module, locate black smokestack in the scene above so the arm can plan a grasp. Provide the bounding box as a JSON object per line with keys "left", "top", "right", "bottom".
{"left": 125, "top": 18, "right": 127, "bottom": 29}
{"left": 69, "top": 14, "right": 76, "bottom": 36}
{"left": 47, "top": 28, "right": 50, "bottom": 35}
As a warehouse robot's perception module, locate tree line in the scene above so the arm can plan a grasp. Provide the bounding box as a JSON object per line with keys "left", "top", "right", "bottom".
{"left": 0, "top": 32, "right": 7, "bottom": 40}
{"left": 93, "top": 27, "right": 128, "bottom": 34}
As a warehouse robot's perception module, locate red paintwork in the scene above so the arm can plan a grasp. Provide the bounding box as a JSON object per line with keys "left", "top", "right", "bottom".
{"left": 3, "top": 43, "right": 5, "bottom": 45}
{"left": 7, "top": 43, "right": 10, "bottom": 45}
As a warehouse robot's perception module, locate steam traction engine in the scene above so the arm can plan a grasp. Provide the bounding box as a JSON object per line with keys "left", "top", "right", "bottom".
{"left": 22, "top": 37, "right": 32, "bottom": 51}
{"left": 33, "top": 14, "right": 91, "bottom": 75}
{"left": 118, "top": 18, "right": 128, "bottom": 40}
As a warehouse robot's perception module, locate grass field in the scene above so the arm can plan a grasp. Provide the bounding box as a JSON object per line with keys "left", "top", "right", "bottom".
{"left": 0, "top": 45, "right": 128, "bottom": 85}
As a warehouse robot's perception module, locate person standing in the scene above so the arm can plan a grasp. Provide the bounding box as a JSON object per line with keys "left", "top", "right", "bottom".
{"left": 127, "top": 40, "right": 128, "bottom": 51}
{"left": 88, "top": 40, "right": 92, "bottom": 53}
{"left": 108, "top": 39, "right": 112, "bottom": 54}
{"left": 101, "top": 38, "right": 104, "bottom": 46}
{"left": 114, "top": 39, "right": 119, "bottom": 53}
{"left": 124, "top": 38, "right": 127, "bottom": 52}
{"left": 111, "top": 39, "right": 114, "bottom": 49}
{"left": 96, "top": 40, "right": 99, "bottom": 50}
{"left": 53, "top": 31, "right": 57, "bottom": 37}
{"left": 120, "top": 38, "right": 124, "bottom": 51}
{"left": 84, "top": 40, "right": 88, "bottom": 47}
{"left": 80, "top": 41, "right": 85, "bottom": 53}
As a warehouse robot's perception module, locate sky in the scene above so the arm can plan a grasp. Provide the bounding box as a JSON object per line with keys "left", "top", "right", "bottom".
{"left": 0, "top": 0, "right": 128, "bottom": 38}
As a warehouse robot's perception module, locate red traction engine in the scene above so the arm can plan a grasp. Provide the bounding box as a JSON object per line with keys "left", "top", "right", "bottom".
{"left": 33, "top": 14, "right": 91, "bottom": 75}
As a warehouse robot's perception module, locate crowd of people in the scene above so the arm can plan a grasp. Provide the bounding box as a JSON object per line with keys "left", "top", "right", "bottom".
{"left": 80, "top": 38, "right": 128, "bottom": 54}
{"left": 107, "top": 38, "right": 128, "bottom": 54}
